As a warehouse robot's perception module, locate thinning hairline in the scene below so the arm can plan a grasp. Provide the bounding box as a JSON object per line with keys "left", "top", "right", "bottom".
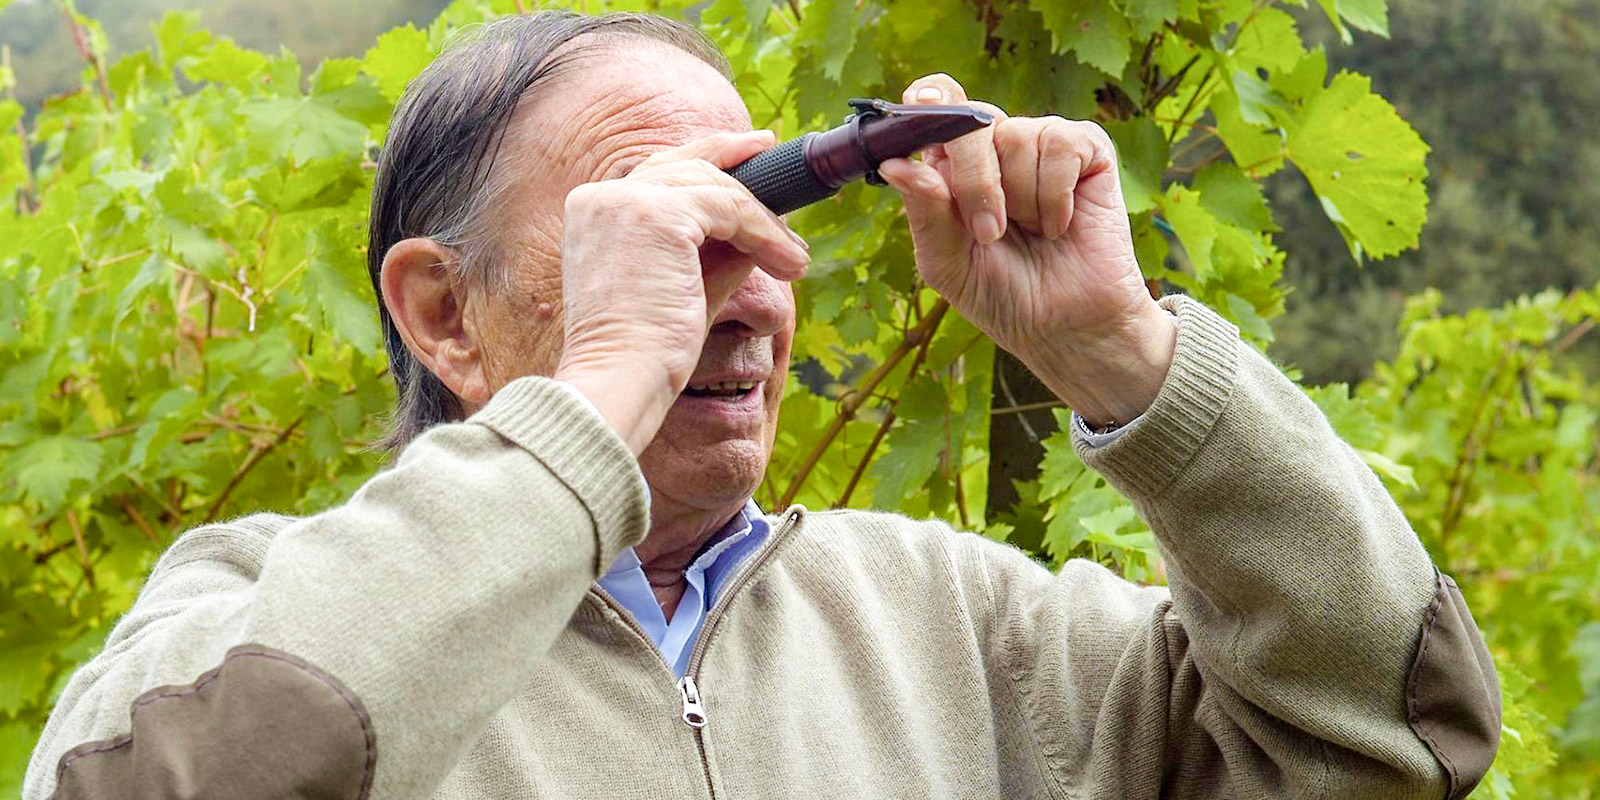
{"left": 461, "top": 33, "right": 746, "bottom": 288}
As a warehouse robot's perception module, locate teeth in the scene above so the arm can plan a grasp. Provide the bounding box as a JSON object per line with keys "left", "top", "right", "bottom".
{"left": 687, "top": 380, "right": 759, "bottom": 392}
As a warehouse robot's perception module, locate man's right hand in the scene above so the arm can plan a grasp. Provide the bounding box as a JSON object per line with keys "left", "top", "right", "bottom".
{"left": 553, "top": 130, "right": 809, "bottom": 455}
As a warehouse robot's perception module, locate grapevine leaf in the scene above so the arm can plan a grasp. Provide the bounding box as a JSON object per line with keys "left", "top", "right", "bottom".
{"left": 113, "top": 254, "right": 168, "bottom": 329}
{"left": 5, "top": 437, "right": 104, "bottom": 511}
{"left": 1314, "top": 0, "right": 1388, "bottom": 43}
{"left": 1224, "top": 293, "right": 1274, "bottom": 342}
{"left": 0, "top": 100, "right": 20, "bottom": 134}
{"left": 1285, "top": 72, "right": 1430, "bottom": 260}
{"left": 1194, "top": 163, "right": 1277, "bottom": 232}
{"left": 797, "top": 0, "right": 857, "bottom": 81}
{"left": 1122, "top": 0, "right": 1178, "bottom": 39}
{"left": 1160, "top": 185, "right": 1218, "bottom": 280}
{"left": 0, "top": 720, "right": 32, "bottom": 799}
{"left": 897, "top": 376, "right": 949, "bottom": 420}
{"left": 154, "top": 11, "right": 211, "bottom": 71}
{"left": 1303, "top": 382, "right": 1380, "bottom": 448}
{"left": 0, "top": 645, "right": 54, "bottom": 717}
{"left": 362, "top": 24, "right": 433, "bottom": 103}
{"left": 836, "top": 305, "right": 876, "bottom": 345}
{"left": 1029, "top": 0, "right": 1133, "bottom": 76}
{"left": 1212, "top": 85, "right": 1285, "bottom": 175}
{"left": 1232, "top": 8, "right": 1304, "bottom": 75}
{"left": 1271, "top": 46, "right": 1328, "bottom": 102}
{"left": 1357, "top": 449, "right": 1416, "bottom": 489}
{"left": 183, "top": 38, "right": 268, "bottom": 89}
{"left": 305, "top": 221, "right": 381, "bottom": 353}
{"left": 1079, "top": 505, "right": 1135, "bottom": 537}
{"left": 241, "top": 95, "right": 368, "bottom": 166}
{"left": 0, "top": 100, "right": 22, "bottom": 187}
{"left": 1104, "top": 118, "right": 1168, "bottom": 215}
{"left": 870, "top": 418, "right": 944, "bottom": 509}
{"left": 162, "top": 219, "right": 228, "bottom": 277}
{"left": 1228, "top": 68, "right": 1289, "bottom": 126}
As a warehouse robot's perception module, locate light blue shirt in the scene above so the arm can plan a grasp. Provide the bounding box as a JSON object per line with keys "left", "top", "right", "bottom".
{"left": 597, "top": 500, "right": 771, "bottom": 677}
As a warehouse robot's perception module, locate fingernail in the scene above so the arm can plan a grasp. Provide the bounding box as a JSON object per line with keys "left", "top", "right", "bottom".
{"left": 916, "top": 86, "right": 943, "bottom": 103}
{"left": 973, "top": 212, "right": 1003, "bottom": 243}
{"left": 787, "top": 228, "right": 809, "bottom": 250}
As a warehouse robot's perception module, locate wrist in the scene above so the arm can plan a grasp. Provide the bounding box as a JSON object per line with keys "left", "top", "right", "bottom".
{"left": 1023, "top": 303, "right": 1177, "bottom": 428}
{"left": 554, "top": 357, "right": 680, "bottom": 456}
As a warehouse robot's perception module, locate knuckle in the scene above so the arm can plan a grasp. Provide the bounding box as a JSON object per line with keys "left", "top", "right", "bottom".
{"left": 1038, "top": 123, "right": 1076, "bottom": 158}
{"left": 563, "top": 182, "right": 606, "bottom": 215}
{"left": 1075, "top": 119, "right": 1115, "bottom": 150}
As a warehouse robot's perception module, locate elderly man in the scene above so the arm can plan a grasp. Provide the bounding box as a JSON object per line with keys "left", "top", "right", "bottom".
{"left": 27, "top": 11, "right": 1498, "bottom": 800}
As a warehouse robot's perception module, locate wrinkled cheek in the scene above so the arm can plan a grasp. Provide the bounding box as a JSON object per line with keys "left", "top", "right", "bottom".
{"left": 479, "top": 303, "right": 565, "bottom": 391}
{"left": 763, "top": 370, "right": 787, "bottom": 450}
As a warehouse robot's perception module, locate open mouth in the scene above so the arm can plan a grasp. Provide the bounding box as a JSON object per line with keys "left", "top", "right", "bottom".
{"left": 682, "top": 380, "right": 760, "bottom": 400}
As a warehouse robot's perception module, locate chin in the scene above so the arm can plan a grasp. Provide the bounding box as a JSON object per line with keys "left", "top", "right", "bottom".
{"left": 638, "top": 435, "right": 769, "bottom": 511}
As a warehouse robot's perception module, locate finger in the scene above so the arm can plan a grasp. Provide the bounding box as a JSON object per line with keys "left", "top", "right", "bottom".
{"left": 1067, "top": 119, "right": 1125, "bottom": 215}
{"left": 699, "top": 241, "right": 758, "bottom": 324}
{"left": 1034, "top": 119, "right": 1082, "bottom": 240}
{"left": 636, "top": 129, "right": 777, "bottom": 172}
{"left": 876, "top": 157, "right": 967, "bottom": 286}
{"left": 993, "top": 117, "right": 1050, "bottom": 237}
{"left": 686, "top": 184, "right": 810, "bottom": 281}
{"left": 1036, "top": 120, "right": 1120, "bottom": 238}
{"left": 903, "top": 75, "right": 1008, "bottom": 244}
{"left": 673, "top": 158, "right": 811, "bottom": 257}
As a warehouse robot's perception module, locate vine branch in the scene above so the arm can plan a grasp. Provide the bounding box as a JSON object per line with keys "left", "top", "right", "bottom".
{"left": 779, "top": 299, "right": 950, "bottom": 507}
{"left": 836, "top": 409, "right": 895, "bottom": 506}
{"left": 835, "top": 305, "right": 946, "bottom": 507}
{"left": 59, "top": 4, "right": 114, "bottom": 112}
{"left": 204, "top": 415, "right": 304, "bottom": 522}
{"left": 66, "top": 509, "right": 95, "bottom": 589}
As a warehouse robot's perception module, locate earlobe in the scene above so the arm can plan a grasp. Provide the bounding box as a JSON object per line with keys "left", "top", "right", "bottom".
{"left": 379, "top": 238, "right": 487, "bottom": 407}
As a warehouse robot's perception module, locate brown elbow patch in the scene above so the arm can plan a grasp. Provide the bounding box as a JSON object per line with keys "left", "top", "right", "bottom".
{"left": 51, "top": 644, "right": 375, "bottom": 800}
{"left": 1406, "top": 569, "right": 1501, "bottom": 800}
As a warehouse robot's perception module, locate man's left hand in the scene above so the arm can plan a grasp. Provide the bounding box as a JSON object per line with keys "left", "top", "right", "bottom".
{"left": 876, "top": 74, "right": 1177, "bottom": 427}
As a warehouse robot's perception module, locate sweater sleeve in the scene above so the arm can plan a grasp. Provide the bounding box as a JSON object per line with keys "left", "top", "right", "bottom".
{"left": 982, "top": 296, "right": 1500, "bottom": 800}
{"left": 24, "top": 376, "right": 649, "bottom": 800}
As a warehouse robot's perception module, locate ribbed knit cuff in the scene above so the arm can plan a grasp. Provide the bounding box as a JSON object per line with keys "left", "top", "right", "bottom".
{"left": 1073, "top": 295, "right": 1240, "bottom": 499}
{"left": 472, "top": 376, "right": 650, "bottom": 570}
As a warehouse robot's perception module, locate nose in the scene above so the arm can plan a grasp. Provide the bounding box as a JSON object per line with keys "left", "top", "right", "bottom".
{"left": 701, "top": 242, "right": 795, "bottom": 339}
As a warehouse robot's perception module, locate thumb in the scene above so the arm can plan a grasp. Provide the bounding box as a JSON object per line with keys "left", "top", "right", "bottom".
{"left": 877, "top": 157, "right": 969, "bottom": 282}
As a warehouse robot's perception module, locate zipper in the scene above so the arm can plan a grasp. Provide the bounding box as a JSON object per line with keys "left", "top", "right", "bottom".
{"left": 589, "top": 507, "right": 805, "bottom": 799}
{"left": 677, "top": 675, "right": 707, "bottom": 728}
{"left": 683, "top": 507, "right": 803, "bottom": 682}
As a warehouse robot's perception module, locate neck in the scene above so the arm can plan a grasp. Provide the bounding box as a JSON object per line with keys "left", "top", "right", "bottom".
{"left": 635, "top": 496, "right": 745, "bottom": 620}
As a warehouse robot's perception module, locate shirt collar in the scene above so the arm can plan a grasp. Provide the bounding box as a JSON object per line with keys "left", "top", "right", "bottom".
{"left": 603, "top": 500, "right": 764, "bottom": 578}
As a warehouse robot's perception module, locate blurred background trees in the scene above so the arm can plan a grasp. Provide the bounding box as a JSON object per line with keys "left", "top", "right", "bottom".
{"left": 10, "top": 0, "right": 1596, "bottom": 384}
{"left": 1269, "top": 0, "right": 1600, "bottom": 384}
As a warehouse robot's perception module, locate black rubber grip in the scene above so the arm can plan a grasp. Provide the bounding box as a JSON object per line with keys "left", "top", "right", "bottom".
{"left": 727, "top": 134, "right": 837, "bottom": 215}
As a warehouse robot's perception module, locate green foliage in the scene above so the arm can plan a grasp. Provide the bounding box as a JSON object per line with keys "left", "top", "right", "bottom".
{"left": 1270, "top": 0, "right": 1600, "bottom": 386}
{"left": 0, "top": 1, "right": 1595, "bottom": 797}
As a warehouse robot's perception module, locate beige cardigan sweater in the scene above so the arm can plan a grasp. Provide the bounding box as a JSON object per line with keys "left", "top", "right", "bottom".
{"left": 25, "top": 297, "right": 1500, "bottom": 800}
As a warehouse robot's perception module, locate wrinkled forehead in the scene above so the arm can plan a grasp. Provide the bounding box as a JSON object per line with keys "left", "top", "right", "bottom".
{"left": 505, "top": 40, "right": 752, "bottom": 187}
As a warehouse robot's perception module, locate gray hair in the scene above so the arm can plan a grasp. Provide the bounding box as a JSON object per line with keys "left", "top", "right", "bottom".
{"left": 367, "top": 11, "right": 732, "bottom": 452}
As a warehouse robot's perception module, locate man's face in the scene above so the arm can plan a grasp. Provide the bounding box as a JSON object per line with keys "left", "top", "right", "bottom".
{"left": 469, "top": 40, "right": 795, "bottom": 514}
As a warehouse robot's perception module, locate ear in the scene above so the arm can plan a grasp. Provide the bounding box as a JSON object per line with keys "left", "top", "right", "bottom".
{"left": 380, "top": 238, "right": 494, "bottom": 409}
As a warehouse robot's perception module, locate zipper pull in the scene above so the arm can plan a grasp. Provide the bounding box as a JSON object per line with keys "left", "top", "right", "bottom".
{"left": 677, "top": 675, "right": 707, "bottom": 729}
